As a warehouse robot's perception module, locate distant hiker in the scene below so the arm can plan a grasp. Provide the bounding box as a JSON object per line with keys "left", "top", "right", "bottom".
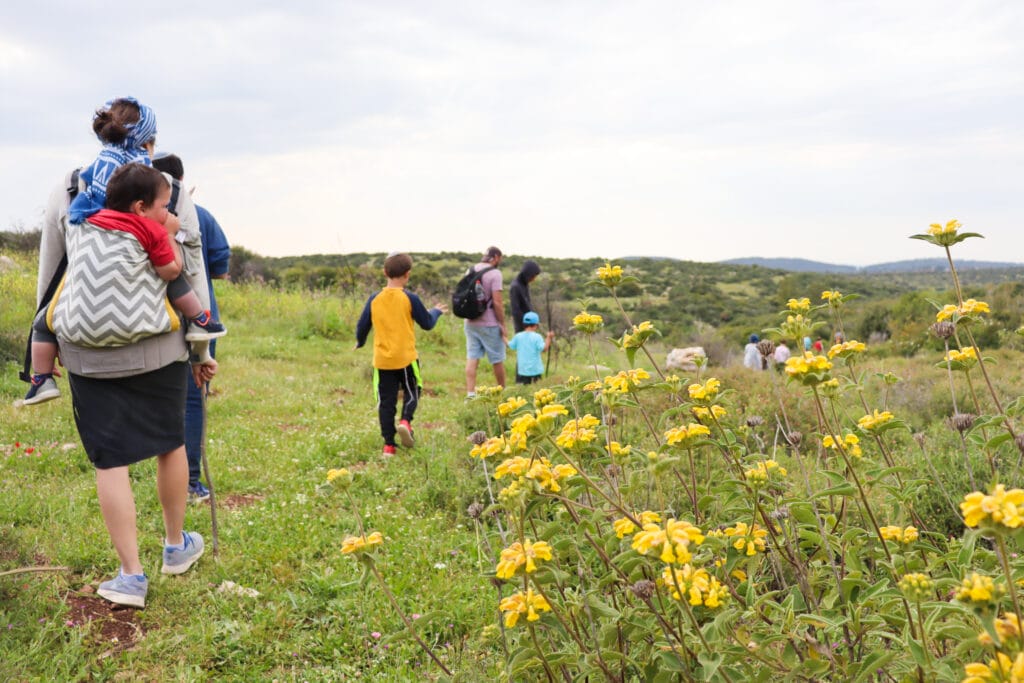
{"left": 813, "top": 338, "right": 824, "bottom": 353}
{"left": 37, "top": 162, "right": 214, "bottom": 608}
{"left": 743, "top": 334, "right": 764, "bottom": 371}
{"left": 463, "top": 246, "right": 508, "bottom": 395}
{"left": 773, "top": 341, "right": 791, "bottom": 369}
{"left": 355, "top": 253, "right": 448, "bottom": 457}
{"left": 152, "top": 152, "right": 231, "bottom": 504}
{"left": 23, "top": 98, "right": 224, "bottom": 406}
{"left": 510, "top": 260, "right": 541, "bottom": 334}
{"left": 508, "top": 311, "right": 554, "bottom": 385}
{"left": 802, "top": 336, "right": 812, "bottom": 352}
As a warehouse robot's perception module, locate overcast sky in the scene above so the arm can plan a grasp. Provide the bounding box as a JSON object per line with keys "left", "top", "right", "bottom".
{"left": 2, "top": 1, "right": 1023, "bottom": 266}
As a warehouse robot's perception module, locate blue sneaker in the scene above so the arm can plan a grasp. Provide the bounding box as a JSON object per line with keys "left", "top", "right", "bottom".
{"left": 188, "top": 481, "right": 210, "bottom": 504}
{"left": 185, "top": 311, "right": 227, "bottom": 342}
{"left": 162, "top": 531, "right": 205, "bottom": 575}
{"left": 24, "top": 374, "right": 60, "bottom": 405}
{"left": 97, "top": 571, "right": 148, "bottom": 608}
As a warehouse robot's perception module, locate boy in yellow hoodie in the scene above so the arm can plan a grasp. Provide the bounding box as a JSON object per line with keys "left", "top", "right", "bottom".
{"left": 355, "top": 253, "right": 448, "bottom": 456}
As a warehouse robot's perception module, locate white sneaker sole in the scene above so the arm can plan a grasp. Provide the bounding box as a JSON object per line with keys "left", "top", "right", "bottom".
{"left": 185, "top": 329, "right": 228, "bottom": 342}
{"left": 24, "top": 389, "right": 61, "bottom": 406}
{"left": 97, "top": 587, "right": 146, "bottom": 608}
{"left": 396, "top": 424, "right": 415, "bottom": 448}
{"left": 162, "top": 545, "right": 205, "bottom": 575}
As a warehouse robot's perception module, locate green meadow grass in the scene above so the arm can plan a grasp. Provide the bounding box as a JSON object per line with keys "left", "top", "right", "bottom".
{"left": 0, "top": 267, "right": 622, "bottom": 681}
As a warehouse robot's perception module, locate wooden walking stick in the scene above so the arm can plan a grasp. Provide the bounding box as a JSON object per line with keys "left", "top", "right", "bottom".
{"left": 194, "top": 342, "right": 220, "bottom": 555}
{"left": 544, "top": 288, "right": 553, "bottom": 378}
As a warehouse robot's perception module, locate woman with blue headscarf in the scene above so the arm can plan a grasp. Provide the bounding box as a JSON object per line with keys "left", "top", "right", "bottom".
{"left": 69, "top": 97, "right": 159, "bottom": 224}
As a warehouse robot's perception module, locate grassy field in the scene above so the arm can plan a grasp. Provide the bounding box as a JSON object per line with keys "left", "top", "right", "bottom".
{"left": 4, "top": 248, "right": 1024, "bottom": 681}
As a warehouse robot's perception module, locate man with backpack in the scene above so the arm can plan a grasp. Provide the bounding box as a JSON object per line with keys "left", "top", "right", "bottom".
{"left": 458, "top": 246, "right": 507, "bottom": 396}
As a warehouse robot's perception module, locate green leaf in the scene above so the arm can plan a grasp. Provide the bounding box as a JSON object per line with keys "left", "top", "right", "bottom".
{"left": 958, "top": 531, "right": 977, "bottom": 565}
{"left": 907, "top": 638, "right": 928, "bottom": 667}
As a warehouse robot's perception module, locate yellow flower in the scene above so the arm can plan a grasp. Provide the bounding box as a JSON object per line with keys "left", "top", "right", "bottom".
{"left": 879, "top": 525, "right": 918, "bottom": 544}
{"left": 606, "top": 441, "right": 632, "bottom": 458}
{"left": 572, "top": 311, "right": 604, "bottom": 334}
{"left": 721, "top": 521, "right": 768, "bottom": 556}
{"left": 632, "top": 518, "right": 704, "bottom": 565}
{"left": 744, "top": 459, "right": 787, "bottom": 482}
{"left": 341, "top": 531, "right": 384, "bottom": 554}
{"left": 470, "top": 436, "right": 506, "bottom": 459}
{"left": 555, "top": 415, "right": 601, "bottom": 449}
{"left": 660, "top": 564, "right": 729, "bottom": 608}
{"left": 494, "top": 456, "right": 531, "bottom": 480}
{"left": 664, "top": 423, "right": 711, "bottom": 448}
{"left": 956, "top": 573, "right": 1000, "bottom": 603}
{"left": 827, "top": 340, "right": 866, "bottom": 359}
{"left": 898, "top": 573, "right": 933, "bottom": 600}
{"left": 928, "top": 219, "right": 960, "bottom": 236}
{"left": 961, "top": 652, "right": 1024, "bottom": 683}
{"left": 622, "top": 321, "right": 657, "bottom": 349}
{"left": 536, "top": 403, "right": 569, "bottom": 424}
{"left": 509, "top": 413, "right": 538, "bottom": 436}
{"left": 822, "top": 432, "right": 862, "bottom": 458}
{"left": 498, "top": 396, "right": 527, "bottom": 417}
{"left": 532, "top": 387, "right": 556, "bottom": 408}
{"left": 937, "top": 299, "right": 991, "bottom": 322}
{"left": 326, "top": 468, "right": 352, "bottom": 485}
{"left": 786, "top": 297, "right": 811, "bottom": 313}
{"left": 821, "top": 290, "right": 842, "bottom": 303}
{"left": 613, "top": 517, "right": 638, "bottom": 539}
{"left": 596, "top": 262, "right": 624, "bottom": 286}
{"left": 688, "top": 377, "right": 721, "bottom": 401}
{"left": 691, "top": 405, "right": 727, "bottom": 421}
{"left": 495, "top": 539, "right": 553, "bottom": 579}
{"left": 961, "top": 484, "right": 1024, "bottom": 530}
{"left": 857, "top": 409, "right": 894, "bottom": 432}
{"left": 499, "top": 588, "right": 551, "bottom": 628}
{"left": 784, "top": 352, "right": 833, "bottom": 385}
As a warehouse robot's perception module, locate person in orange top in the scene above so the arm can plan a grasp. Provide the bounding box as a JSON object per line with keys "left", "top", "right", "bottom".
{"left": 355, "top": 253, "right": 448, "bottom": 456}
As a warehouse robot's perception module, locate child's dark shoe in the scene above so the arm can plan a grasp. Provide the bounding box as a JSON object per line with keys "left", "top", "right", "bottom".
{"left": 24, "top": 373, "right": 60, "bottom": 405}
{"left": 185, "top": 310, "right": 227, "bottom": 341}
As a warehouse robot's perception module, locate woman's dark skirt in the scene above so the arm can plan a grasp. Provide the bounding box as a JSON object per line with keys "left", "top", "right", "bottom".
{"left": 69, "top": 361, "right": 188, "bottom": 469}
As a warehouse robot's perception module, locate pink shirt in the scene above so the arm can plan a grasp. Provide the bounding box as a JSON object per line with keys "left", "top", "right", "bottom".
{"left": 465, "top": 262, "right": 503, "bottom": 327}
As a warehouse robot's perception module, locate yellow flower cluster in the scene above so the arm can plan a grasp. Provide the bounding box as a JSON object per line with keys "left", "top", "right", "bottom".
{"left": 929, "top": 219, "right": 960, "bottom": 236}
{"left": 879, "top": 525, "right": 918, "bottom": 544}
{"left": 963, "top": 652, "right": 1024, "bottom": 683}
{"left": 688, "top": 377, "right": 721, "bottom": 401}
{"left": 660, "top": 564, "right": 729, "bottom": 608}
{"left": 606, "top": 441, "right": 631, "bottom": 458}
{"left": 961, "top": 485, "right": 1024, "bottom": 530}
{"left": 572, "top": 311, "right": 604, "bottom": 334}
{"left": 898, "top": 573, "right": 933, "bottom": 600}
{"left": 494, "top": 456, "right": 577, "bottom": 494}
{"left": 692, "top": 405, "right": 727, "bottom": 422}
{"left": 622, "top": 321, "right": 656, "bottom": 349}
{"left": 784, "top": 352, "right": 833, "bottom": 382}
{"left": 821, "top": 290, "right": 842, "bottom": 303}
{"left": 533, "top": 387, "right": 556, "bottom": 408}
{"left": 744, "top": 459, "right": 787, "bottom": 482}
{"left": 495, "top": 539, "right": 553, "bottom": 579}
{"left": 979, "top": 613, "right": 1023, "bottom": 648}
{"left": 499, "top": 588, "right": 551, "bottom": 627}
{"left": 827, "top": 340, "right": 866, "bottom": 359}
{"left": 936, "top": 299, "right": 991, "bottom": 322}
{"left": 341, "top": 531, "right": 384, "bottom": 554}
{"left": 946, "top": 347, "right": 979, "bottom": 366}
{"left": 787, "top": 297, "right": 811, "bottom": 313}
{"left": 857, "top": 409, "right": 894, "bottom": 432}
{"left": 596, "top": 262, "right": 624, "bottom": 286}
{"left": 956, "top": 573, "right": 1001, "bottom": 603}
{"left": 470, "top": 435, "right": 507, "bottom": 459}
{"left": 497, "top": 396, "right": 527, "bottom": 417}
{"left": 587, "top": 368, "right": 652, "bottom": 395}
{"left": 712, "top": 521, "right": 768, "bottom": 556}
{"left": 555, "top": 414, "right": 601, "bottom": 449}
{"left": 631, "top": 518, "right": 705, "bottom": 564}
{"left": 613, "top": 511, "right": 661, "bottom": 538}
{"left": 664, "top": 423, "right": 711, "bottom": 448}
{"left": 822, "top": 432, "right": 862, "bottom": 458}
{"left": 326, "top": 468, "right": 352, "bottom": 484}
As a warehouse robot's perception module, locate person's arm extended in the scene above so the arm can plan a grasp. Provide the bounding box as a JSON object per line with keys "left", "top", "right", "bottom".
{"left": 354, "top": 295, "right": 375, "bottom": 349}
{"left": 408, "top": 292, "right": 446, "bottom": 330}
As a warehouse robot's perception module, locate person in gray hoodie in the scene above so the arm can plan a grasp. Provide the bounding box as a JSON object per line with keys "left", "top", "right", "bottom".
{"left": 509, "top": 260, "right": 541, "bottom": 334}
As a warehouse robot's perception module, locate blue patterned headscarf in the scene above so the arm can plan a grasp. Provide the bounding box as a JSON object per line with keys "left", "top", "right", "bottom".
{"left": 69, "top": 97, "right": 158, "bottom": 224}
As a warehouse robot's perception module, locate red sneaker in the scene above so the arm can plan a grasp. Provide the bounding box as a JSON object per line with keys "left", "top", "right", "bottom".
{"left": 382, "top": 444, "right": 397, "bottom": 456}
{"left": 397, "top": 420, "right": 415, "bottom": 448}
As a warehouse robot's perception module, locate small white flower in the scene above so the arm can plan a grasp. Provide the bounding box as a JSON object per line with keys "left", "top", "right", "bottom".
{"left": 434, "top": 562, "right": 447, "bottom": 570}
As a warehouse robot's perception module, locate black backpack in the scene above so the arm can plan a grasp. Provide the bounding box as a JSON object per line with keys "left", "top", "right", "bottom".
{"left": 451, "top": 265, "right": 495, "bottom": 319}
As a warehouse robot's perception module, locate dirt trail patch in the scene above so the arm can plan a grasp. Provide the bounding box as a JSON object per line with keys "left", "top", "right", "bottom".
{"left": 65, "top": 590, "right": 147, "bottom": 653}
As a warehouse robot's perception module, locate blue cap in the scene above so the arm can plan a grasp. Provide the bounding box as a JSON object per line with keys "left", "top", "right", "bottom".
{"left": 523, "top": 311, "right": 540, "bottom": 325}
{"left": 749, "top": 334, "right": 759, "bottom": 343}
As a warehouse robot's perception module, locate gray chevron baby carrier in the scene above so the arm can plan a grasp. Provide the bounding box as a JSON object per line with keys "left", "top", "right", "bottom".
{"left": 48, "top": 221, "right": 180, "bottom": 347}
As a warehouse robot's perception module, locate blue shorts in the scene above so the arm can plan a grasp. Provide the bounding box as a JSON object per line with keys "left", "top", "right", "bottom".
{"left": 465, "top": 324, "right": 506, "bottom": 364}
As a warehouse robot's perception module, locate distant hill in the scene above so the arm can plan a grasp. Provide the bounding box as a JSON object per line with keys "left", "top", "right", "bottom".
{"left": 722, "top": 257, "right": 1024, "bottom": 273}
